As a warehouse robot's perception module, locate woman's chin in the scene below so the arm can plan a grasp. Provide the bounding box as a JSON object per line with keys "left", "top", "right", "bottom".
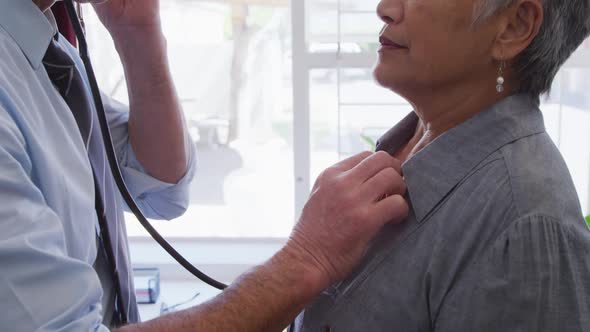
{"left": 374, "top": 67, "right": 401, "bottom": 90}
{"left": 373, "top": 68, "right": 417, "bottom": 102}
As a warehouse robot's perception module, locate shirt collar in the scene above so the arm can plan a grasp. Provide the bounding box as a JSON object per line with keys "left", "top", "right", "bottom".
{"left": 0, "top": 0, "right": 57, "bottom": 69}
{"left": 376, "top": 94, "right": 545, "bottom": 222}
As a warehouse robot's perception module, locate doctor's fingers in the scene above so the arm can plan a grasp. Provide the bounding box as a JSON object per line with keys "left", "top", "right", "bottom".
{"left": 373, "top": 194, "right": 409, "bottom": 226}
{"left": 312, "top": 151, "right": 373, "bottom": 191}
{"left": 348, "top": 151, "right": 402, "bottom": 183}
{"left": 331, "top": 151, "right": 374, "bottom": 172}
{"left": 361, "top": 166, "right": 406, "bottom": 202}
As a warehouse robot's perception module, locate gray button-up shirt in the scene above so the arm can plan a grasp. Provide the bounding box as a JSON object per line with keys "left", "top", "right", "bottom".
{"left": 296, "top": 94, "right": 590, "bottom": 331}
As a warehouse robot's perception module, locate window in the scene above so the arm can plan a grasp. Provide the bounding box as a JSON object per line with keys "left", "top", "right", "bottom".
{"left": 84, "top": 0, "right": 590, "bottom": 243}
{"left": 85, "top": 2, "right": 295, "bottom": 238}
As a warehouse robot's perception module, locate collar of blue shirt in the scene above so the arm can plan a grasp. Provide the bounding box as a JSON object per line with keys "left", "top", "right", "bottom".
{"left": 377, "top": 93, "right": 545, "bottom": 222}
{"left": 0, "top": 0, "right": 56, "bottom": 70}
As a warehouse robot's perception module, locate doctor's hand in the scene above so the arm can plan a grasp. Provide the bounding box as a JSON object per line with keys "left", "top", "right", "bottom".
{"left": 92, "top": 0, "right": 161, "bottom": 38}
{"left": 287, "top": 151, "right": 408, "bottom": 289}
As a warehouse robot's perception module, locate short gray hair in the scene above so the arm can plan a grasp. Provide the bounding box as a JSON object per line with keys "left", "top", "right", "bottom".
{"left": 474, "top": 0, "right": 590, "bottom": 96}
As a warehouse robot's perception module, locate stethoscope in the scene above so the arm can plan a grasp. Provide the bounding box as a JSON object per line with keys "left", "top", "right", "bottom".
{"left": 62, "top": 0, "right": 227, "bottom": 291}
{"left": 63, "top": 2, "right": 298, "bottom": 330}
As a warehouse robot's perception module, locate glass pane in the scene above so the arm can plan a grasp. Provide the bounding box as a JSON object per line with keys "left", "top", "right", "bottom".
{"left": 306, "top": 0, "right": 381, "bottom": 53}
{"left": 307, "top": 0, "right": 380, "bottom": 15}
{"left": 339, "top": 12, "right": 382, "bottom": 44}
{"left": 339, "top": 104, "right": 412, "bottom": 157}
{"left": 310, "top": 69, "right": 339, "bottom": 181}
{"left": 84, "top": 1, "right": 294, "bottom": 238}
{"left": 307, "top": 9, "right": 338, "bottom": 47}
{"left": 309, "top": 69, "right": 411, "bottom": 181}
{"left": 338, "top": 68, "right": 405, "bottom": 105}
{"left": 542, "top": 67, "right": 590, "bottom": 215}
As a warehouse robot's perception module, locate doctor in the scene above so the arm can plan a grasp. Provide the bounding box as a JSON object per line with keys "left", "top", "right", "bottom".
{"left": 0, "top": 0, "right": 409, "bottom": 331}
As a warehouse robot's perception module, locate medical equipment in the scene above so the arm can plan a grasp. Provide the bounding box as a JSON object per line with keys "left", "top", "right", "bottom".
{"left": 133, "top": 268, "right": 161, "bottom": 304}
{"left": 63, "top": 0, "right": 227, "bottom": 293}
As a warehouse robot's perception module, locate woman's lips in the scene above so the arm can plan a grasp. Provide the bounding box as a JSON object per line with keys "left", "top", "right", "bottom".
{"left": 379, "top": 36, "right": 406, "bottom": 51}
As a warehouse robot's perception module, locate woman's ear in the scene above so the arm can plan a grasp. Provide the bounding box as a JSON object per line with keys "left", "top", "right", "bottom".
{"left": 492, "top": 0, "right": 544, "bottom": 60}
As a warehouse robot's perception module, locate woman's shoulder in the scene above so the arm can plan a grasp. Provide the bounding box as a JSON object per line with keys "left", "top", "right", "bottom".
{"left": 481, "top": 214, "right": 590, "bottom": 283}
{"left": 498, "top": 130, "right": 582, "bottom": 223}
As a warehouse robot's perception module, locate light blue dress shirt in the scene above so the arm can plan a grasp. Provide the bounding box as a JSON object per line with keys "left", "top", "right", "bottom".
{"left": 0, "top": 0, "right": 196, "bottom": 331}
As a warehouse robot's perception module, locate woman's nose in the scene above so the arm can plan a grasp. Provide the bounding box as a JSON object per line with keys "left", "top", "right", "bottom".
{"left": 377, "top": 0, "right": 404, "bottom": 25}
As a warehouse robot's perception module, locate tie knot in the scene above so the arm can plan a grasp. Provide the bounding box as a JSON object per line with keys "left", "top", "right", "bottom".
{"left": 43, "top": 38, "right": 75, "bottom": 97}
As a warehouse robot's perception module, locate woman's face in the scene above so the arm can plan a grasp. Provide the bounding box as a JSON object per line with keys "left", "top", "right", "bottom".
{"left": 374, "top": 0, "right": 499, "bottom": 99}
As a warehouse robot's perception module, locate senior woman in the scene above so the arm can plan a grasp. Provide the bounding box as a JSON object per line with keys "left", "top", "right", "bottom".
{"left": 295, "top": 0, "right": 590, "bottom": 331}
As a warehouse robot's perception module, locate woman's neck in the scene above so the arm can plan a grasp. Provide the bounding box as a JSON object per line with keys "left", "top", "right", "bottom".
{"left": 396, "top": 76, "right": 511, "bottom": 162}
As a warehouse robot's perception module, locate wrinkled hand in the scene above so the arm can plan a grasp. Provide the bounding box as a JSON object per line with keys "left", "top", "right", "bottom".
{"left": 92, "top": 0, "right": 161, "bottom": 36}
{"left": 287, "top": 151, "right": 409, "bottom": 286}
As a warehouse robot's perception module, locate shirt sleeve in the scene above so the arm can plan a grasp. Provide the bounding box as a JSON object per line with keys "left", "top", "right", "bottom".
{"left": 58, "top": 35, "right": 196, "bottom": 221}
{"left": 0, "top": 106, "right": 109, "bottom": 332}
{"left": 101, "top": 94, "right": 197, "bottom": 220}
{"left": 435, "top": 215, "right": 590, "bottom": 331}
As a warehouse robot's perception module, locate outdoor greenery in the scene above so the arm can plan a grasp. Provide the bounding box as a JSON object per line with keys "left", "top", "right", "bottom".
{"left": 360, "top": 133, "right": 377, "bottom": 152}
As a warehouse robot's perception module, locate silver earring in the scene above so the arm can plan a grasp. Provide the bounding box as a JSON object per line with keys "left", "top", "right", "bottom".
{"left": 496, "top": 61, "right": 505, "bottom": 93}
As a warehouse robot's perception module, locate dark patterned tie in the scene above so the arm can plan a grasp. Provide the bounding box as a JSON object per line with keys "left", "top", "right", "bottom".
{"left": 42, "top": 35, "right": 139, "bottom": 325}
{"left": 43, "top": 37, "right": 92, "bottom": 146}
